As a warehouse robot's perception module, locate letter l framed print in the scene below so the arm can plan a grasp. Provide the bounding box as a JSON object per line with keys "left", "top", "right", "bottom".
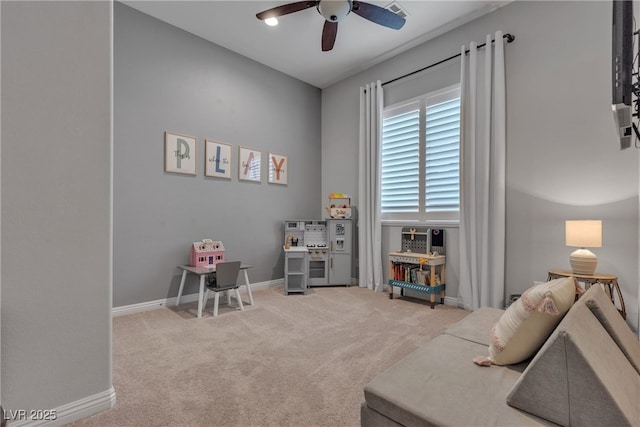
{"left": 205, "top": 140, "right": 232, "bottom": 179}
{"left": 165, "top": 131, "right": 197, "bottom": 175}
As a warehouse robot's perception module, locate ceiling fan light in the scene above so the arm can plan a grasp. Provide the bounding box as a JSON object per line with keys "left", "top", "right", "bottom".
{"left": 265, "top": 17, "right": 279, "bottom": 26}
{"left": 317, "top": 0, "right": 352, "bottom": 22}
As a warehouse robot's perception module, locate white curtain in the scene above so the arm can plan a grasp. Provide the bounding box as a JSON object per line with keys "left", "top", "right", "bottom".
{"left": 358, "top": 81, "right": 384, "bottom": 292}
{"left": 458, "top": 32, "right": 506, "bottom": 310}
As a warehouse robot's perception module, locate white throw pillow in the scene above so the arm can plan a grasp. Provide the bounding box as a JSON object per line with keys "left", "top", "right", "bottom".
{"left": 474, "top": 277, "right": 577, "bottom": 366}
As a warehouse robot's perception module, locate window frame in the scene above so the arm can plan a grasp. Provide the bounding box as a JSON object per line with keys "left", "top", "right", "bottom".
{"left": 380, "top": 84, "right": 461, "bottom": 224}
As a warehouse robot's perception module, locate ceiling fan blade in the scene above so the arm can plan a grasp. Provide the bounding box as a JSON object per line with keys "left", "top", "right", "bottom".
{"left": 351, "top": 1, "right": 406, "bottom": 30}
{"left": 322, "top": 20, "right": 338, "bottom": 51}
{"left": 256, "top": 1, "right": 317, "bottom": 20}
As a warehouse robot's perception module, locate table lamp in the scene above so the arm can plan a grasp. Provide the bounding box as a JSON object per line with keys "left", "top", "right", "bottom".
{"left": 565, "top": 220, "right": 602, "bottom": 275}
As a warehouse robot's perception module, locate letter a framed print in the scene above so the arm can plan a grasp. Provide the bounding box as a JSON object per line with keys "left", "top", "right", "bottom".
{"left": 239, "top": 146, "right": 261, "bottom": 182}
{"left": 165, "top": 131, "right": 197, "bottom": 175}
{"left": 205, "top": 140, "right": 232, "bottom": 179}
{"left": 268, "top": 153, "right": 288, "bottom": 185}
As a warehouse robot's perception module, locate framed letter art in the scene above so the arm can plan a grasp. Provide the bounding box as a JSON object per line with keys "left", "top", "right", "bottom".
{"left": 239, "top": 147, "right": 261, "bottom": 182}
{"left": 165, "top": 131, "right": 197, "bottom": 175}
{"left": 268, "top": 153, "right": 288, "bottom": 185}
{"left": 205, "top": 140, "right": 232, "bottom": 179}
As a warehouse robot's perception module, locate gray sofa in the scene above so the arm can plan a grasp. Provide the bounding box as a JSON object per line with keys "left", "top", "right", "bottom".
{"left": 361, "top": 284, "right": 640, "bottom": 426}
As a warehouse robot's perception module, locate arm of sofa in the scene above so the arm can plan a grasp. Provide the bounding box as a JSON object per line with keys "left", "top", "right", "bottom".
{"left": 507, "top": 301, "right": 639, "bottom": 426}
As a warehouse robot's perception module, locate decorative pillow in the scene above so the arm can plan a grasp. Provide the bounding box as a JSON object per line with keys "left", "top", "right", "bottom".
{"left": 473, "top": 276, "right": 577, "bottom": 366}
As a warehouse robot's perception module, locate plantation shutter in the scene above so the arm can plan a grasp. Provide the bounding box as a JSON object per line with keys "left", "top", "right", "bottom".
{"left": 425, "top": 96, "right": 460, "bottom": 212}
{"left": 381, "top": 106, "right": 420, "bottom": 212}
{"left": 379, "top": 85, "right": 460, "bottom": 221}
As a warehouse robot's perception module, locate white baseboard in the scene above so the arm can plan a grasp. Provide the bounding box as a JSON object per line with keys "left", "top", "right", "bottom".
{"left": 443, "top": 296, "right": 460, "bottom": 306}
{"left": 113, "top": 279, "right": 460, "bottom": 317}
{"left": 8, "top": 387, "right": 115, "bottom": 427}
{"left": 112, "top": 279, "right": 284, "bottom": 317}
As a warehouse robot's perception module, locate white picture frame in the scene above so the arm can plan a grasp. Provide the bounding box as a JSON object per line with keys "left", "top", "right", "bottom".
{"left": 165, "top": 131, "right": 197, "bottom": 175}
{"left": 268, "top": 152, "right": 288, "bottom": 185}
{"left": 238, "top": 146, "right": 261, "bottom": 182}
{"left": 205, "top": 140, "right": 232, "bottom": 179}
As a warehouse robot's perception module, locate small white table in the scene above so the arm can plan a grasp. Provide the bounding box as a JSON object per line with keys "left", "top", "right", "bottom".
{"left": 176, "top": 264, "right": 253, "bottom": 318}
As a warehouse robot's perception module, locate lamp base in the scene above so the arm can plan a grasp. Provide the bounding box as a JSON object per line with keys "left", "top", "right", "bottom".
{"left": 569, "top": 248, "right": 597, "bottom": 275}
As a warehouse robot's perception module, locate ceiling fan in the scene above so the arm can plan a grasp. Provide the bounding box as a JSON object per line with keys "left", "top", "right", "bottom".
{"left": 256, "top": 0, "right": 406, "bottom": 52}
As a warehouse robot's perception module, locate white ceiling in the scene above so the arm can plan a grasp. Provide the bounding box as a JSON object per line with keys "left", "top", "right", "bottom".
{"left": 122, "top": 1, "right": 510, "bottom": 88}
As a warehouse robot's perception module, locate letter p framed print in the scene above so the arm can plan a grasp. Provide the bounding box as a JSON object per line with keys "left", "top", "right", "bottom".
{"left": 165, "top": 131, "right": 197, "bottom": 175}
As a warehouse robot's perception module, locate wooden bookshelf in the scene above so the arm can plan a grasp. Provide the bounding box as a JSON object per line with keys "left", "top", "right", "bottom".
{"left": 388, "top": 252, "right": 446, "bottom": 308}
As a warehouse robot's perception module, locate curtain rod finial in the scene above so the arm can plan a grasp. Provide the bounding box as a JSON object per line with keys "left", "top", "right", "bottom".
{"left": 505, "top": 33, "right": 515, "bottom": 43}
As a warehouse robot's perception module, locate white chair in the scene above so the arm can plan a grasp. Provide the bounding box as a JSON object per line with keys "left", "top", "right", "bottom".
{"left": 202, "top": 261, "right": 244, "bottom": 317}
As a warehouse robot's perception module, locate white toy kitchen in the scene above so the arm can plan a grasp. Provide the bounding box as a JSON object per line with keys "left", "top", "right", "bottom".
{"left": 283, "top": 219, "right": 352, "bottom": 295}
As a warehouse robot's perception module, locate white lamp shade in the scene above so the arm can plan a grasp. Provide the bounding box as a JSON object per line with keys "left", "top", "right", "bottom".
{"left": 565, "top": 220, "right": 602, "bottom": 248}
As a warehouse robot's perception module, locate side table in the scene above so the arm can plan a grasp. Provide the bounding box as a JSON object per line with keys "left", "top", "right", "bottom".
{"left": 547, "top": 269, "right": 626, "bottom": 319}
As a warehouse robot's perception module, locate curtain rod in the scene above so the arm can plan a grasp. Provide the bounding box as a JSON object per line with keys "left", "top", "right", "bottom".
{"left": 381, "top": 33, "right": 515, "bottom": 87}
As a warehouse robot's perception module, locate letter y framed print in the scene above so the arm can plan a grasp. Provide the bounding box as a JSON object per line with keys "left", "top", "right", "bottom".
{"left": 268, "top": 153, "right": 288, "bottom": 185}
{"left": 205, "top": 140, "right": 232, "bottom": 179}
{"left": 165, "top": 131, "right": 197, "bottom": 175}
{"left": 238, "top": 146, "right": 261, "bottom": 182}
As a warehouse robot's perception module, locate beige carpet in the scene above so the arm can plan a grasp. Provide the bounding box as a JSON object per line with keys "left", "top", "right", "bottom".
{"left": 69, "top": 285, "right": 469, "bottom": 427}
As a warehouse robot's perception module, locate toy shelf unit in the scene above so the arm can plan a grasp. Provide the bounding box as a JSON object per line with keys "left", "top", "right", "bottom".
{"left": 284, "top": 247, "right": 308, "bottom": 295}
{"left": 388, "top": 252, "right": 446, "bottom": 308}
{"left": 190, "top": 239, "right": 225, "bottom": 267}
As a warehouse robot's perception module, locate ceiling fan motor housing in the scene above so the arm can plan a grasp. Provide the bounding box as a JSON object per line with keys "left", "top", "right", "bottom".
{"left": 317, "top": 0, "right": 352, "bottom": 22}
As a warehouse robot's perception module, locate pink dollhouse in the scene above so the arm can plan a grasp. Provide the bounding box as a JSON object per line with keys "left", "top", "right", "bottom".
{"left": 190, "top": 239, "right": 225, "bottom": 267}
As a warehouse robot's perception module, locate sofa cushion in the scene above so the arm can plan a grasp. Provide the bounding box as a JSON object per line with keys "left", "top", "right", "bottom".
{"left": 364, "top": 334, "right": 554, "bottom": 426}
{"left": 507, "top": 302, "right": 640, "bottom": 426}
{"left": 444, "top": 306, "right": 503, "bottom": 346}
{"left": 479, "top": 277, "right": 576, "bottom": 365}
{"left": 579, "top": 285, "right": 640, "bottom": 374}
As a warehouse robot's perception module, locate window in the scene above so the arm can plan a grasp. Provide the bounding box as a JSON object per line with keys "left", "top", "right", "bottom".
{"left": 380, "top": 85, "right": 461, "bottom": 222}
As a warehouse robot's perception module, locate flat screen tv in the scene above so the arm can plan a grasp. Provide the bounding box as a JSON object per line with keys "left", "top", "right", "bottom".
{"left": 612, "top": 0, "right": 634, "bottom": 149}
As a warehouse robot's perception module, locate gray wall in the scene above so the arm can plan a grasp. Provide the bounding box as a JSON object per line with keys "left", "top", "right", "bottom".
{"left": 114, "top": 3, "right": 321, "bottom": 307}
{"left": 1, "top": 0, "right": 636, "bottom": 422}
{"left": 322, "top": 1, "right": 640, "bottom": 331}
{"left": 1, "top": 0, "right": 112, "bottom": 415}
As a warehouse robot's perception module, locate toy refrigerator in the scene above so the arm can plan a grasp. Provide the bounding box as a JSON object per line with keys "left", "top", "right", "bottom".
{"left": 327, "top": 218, "right": 352, "bottom": 285}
